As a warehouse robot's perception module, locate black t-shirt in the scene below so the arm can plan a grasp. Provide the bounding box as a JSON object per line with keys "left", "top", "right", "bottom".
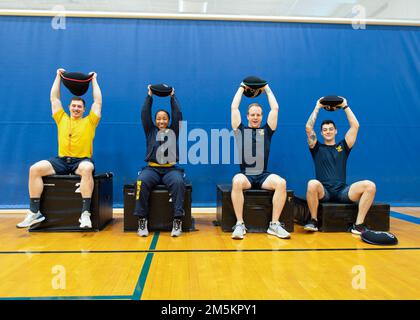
{"left": 234, "top": 123, "right": 275, "bottom": 175}
{"left": 309, "top": 139, "right": 351, "bottom": 192}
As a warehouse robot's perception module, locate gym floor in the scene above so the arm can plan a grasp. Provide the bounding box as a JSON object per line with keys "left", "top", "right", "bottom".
{"left": 0, "top": 208, "right": 419, "bottom": 300}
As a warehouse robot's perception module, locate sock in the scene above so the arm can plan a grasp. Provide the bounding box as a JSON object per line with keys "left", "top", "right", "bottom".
{"left": 82, "top": 198, "right": 91, "bottom": 213}
{"left": 29, "top": 198, "right": 40, "bottom": 213}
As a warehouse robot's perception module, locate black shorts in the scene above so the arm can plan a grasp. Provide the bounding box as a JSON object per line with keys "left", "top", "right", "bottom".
{"left": 321, "top": 185, "right": 352, "bottom": 203}
{"left": 242, "top": 171, "right": 272, "bottom": 189}
{"left": 48, "top": 157, "right": 94, "bottom": 175}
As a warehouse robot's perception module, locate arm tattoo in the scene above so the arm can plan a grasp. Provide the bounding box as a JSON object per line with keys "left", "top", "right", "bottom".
{"left": 306, "top": 108, "right": 319, "bottom": 129}
{"left": 307, "top": 132, "right": 317, "bottom": 147}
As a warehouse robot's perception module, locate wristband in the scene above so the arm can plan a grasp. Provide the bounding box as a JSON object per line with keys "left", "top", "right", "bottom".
{"left": 343, "top": 105, "right": 349, "bottom": 110}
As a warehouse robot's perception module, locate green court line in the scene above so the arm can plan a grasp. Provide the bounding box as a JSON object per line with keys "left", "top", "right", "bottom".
{"left": 131, "top": 232, "right": 160, "bottom": 300}
{"left": 0, "top": 233, "right": 161, "bottom": 301}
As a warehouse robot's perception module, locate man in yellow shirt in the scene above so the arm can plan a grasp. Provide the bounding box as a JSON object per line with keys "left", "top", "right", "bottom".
{"left": 17, "top": 68, "right": 102, "bottom": 229}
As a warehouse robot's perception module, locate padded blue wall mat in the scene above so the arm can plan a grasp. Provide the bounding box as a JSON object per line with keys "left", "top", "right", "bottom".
{"left": 0, "top": 16, "right": 419, "bottom": 206}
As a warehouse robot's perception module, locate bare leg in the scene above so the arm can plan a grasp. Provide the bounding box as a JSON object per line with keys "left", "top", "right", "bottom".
{"left": 348, "top": 180, "right": 376, "bottom": 225}
{"left": 306, "top": 179, "right": 325, "bottom": 220}
{"left": 75, "top": 161, "right": 95, "bottom": 198}
{"left": 28, "top": 160, "right": 55, "bottom": 198}
{"left": 261, "top": 174, "right": 287, "bottom": 222}
{"left": 231, "top": 174, "right": 251, "bottom": 223}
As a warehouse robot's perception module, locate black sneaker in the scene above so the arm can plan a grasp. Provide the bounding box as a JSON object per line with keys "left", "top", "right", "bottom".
{"left": 171, "top": 219, "right": 182, "bottom": 237}
{"left": 351, "top": 223, "right": 368, "bottom": 235}
{"left": 304, "top": 218, "right": 318, "bottom": 232}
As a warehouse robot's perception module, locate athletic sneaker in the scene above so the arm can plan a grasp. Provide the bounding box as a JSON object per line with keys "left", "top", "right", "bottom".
{"left": 231, "top": 222, "right": 247, "bottom": 240}
{"left": 16, "top": 211, "right": 45, "bottom": 228}
{"left": 79, "top": 211, "right": 92, "bottom": 229}
{"left": 351, "top": 223, "right": 368, "bottom": 235}
{"left": 137, "top": 218, "right": 149, "bottom": 237}
{"left": 267, "top": 221, "right": 291, "bottom": 239}
{"left": 304, "top": 218, "right": 318, "bottom": 232}
{"left": 171, "top": 219, "right": 182, "bottom": 237}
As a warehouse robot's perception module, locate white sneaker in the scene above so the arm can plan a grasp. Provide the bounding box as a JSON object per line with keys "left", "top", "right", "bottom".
{"left": 137, "top": 218, "right": 149, "bottom": 237}
{"left": 231, "top": 222, "right": 247, "bottom": 240}
{"left": 79, "top": 211, "right": 92, "bottom": 229}
{"left": 16, "top": 211, "right": 45, "bottom": 228}
{"left": 171, "top": 219, "right": 182, "bottom": 237}
{"left": 267, "top": 221, "right": 291, "bottom": 239}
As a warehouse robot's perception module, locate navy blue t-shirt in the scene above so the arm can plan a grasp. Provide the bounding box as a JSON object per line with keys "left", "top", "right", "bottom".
{"left": 141, "top": 95, "right": 182, "bottom": 164}
{"left": 234, "top": 123, "right": 274, "bottom": 175}
{"left": 309, "top": 139, "right": 351, "bottom": 192}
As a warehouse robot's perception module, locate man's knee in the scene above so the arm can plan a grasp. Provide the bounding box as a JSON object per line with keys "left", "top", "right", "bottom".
{"left": 307, "top": 179, "right": 321, "bottom": 193}
{"left": 29, "top": 161, "right": 53, "bottom": 177}
{"left": 232, "top": 175, "right": 247, "bottom": 190}
{"left": 272, "top": 175, "right": 286, "bottom": 190}
{"left": 78, "top": 162, "right": 94, "bottom": 176}
{"left": 364, "top": 180, "right": 376, "bottom": 193}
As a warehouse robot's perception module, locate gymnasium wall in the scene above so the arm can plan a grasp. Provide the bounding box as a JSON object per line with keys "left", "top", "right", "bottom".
{"left": 0, "top": 15, "right": 419, "bottom": 207}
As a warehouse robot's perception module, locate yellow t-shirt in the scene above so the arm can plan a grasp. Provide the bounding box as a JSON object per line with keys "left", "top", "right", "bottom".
{"left": 53, "top": 109, "right": 100, "bottom": 158}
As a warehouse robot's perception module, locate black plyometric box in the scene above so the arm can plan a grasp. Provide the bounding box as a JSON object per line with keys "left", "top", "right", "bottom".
{"left": 29, "top": 173, "right": 113, "bottom": 232}
{"left": 123, "top": 184, "right": 194, "bottom": 231}
{"left": 216, "top": 184, "right": 294, "bottom": 233}
{"left": 293, "top": 196, "right": 390, "bottom": 232}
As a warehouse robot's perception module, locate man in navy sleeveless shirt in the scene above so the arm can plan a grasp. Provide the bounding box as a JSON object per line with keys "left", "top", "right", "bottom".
{"left": 230, "top": 82, "right": 290, "bottom": 240}
{"left": 304, "top": 97, "right": 377, "bottom": 235}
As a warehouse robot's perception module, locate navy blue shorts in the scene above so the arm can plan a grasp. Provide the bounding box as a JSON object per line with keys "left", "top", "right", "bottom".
{"left": 321, "top": 185, "right": 352, "bottom": 203}
{"left": 242, "top": 171, "right": 272, "bottom": 189}
{"left": 48, "top": 157, "right": 94, "bottom": 175}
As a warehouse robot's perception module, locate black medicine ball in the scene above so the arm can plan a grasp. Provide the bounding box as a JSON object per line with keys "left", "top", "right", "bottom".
{"left": 242, "top": 76, "right": 267, "bottom": 98}
{"left": 320, "top": 95, "right": 345, "bottom": 112}
{"left": 361, "top": 230, "right": 398, "bottom": 245}
{"left": 61, "top": 72, "right": 93, "bottom": 96}
{"left": 150, "top": 84, "right": 173, "bottom": 97}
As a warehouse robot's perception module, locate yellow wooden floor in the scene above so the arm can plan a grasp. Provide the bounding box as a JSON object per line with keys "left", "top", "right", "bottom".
{"left": 0, "top": 208, "right": 419, "bottom": 300}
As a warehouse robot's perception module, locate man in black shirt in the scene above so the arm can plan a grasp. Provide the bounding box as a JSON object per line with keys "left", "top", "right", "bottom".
{"left": 230, "top": 83, "right": 290, "bottom": 240}
{"left": 304, "top": 98, "right": 376, "bottom": 234}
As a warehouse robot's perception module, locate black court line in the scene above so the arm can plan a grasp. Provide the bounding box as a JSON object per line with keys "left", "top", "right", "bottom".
{"left": 1, "top": 247, "right": 419, "bottom": 255}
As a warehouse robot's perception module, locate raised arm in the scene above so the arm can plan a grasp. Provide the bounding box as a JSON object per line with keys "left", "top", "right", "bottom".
{"left": 342, "top": 99, "right": 359, "bottom": 149}
{"left": 265, "top": 84, "right": 279, "bottom": 131}
{"left": 231, "top": 85, "right": 244, "bottom": 130}
{"left": 141, "top": 85, "right": 154, "bottom": 133}
{"left": 90, "top": 72, "right": 102, "bottom": 118}
{"left": 305, "top": 99, "right": 323, "bottom": 149}
{"left": 169, "top": 88, "right": 182, "bottom": 135}
{"left": 50, "top": 68, "right": 64, "bottom": 115}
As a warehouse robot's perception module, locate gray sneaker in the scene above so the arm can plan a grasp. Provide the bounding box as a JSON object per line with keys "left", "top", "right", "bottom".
{"left": 267, "top": 222, "right": 291, "bottom": 239}
{"left": 137, "top": 218, "right": 149, "bottom": 237}
{"left": 171, "top": 219, "right": 182, "bottom": 237}
{"left": 16, "top": 211, "right": 45, "bottom": 228}
{"left": 231, "top": 222, "right": 247, "bottom": 240}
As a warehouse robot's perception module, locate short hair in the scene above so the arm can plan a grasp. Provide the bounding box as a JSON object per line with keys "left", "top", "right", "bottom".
{"left": 155, "top": 109, "right": 170, "bottom": 121}
{"left": 70, "top": 96, "right": 86, "bottom": 108}
{"left": 247, "top": 103, "right": 263, "bottom": 115}
{"left": 321, "top": 120, "right": 336, "bottom": 130}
